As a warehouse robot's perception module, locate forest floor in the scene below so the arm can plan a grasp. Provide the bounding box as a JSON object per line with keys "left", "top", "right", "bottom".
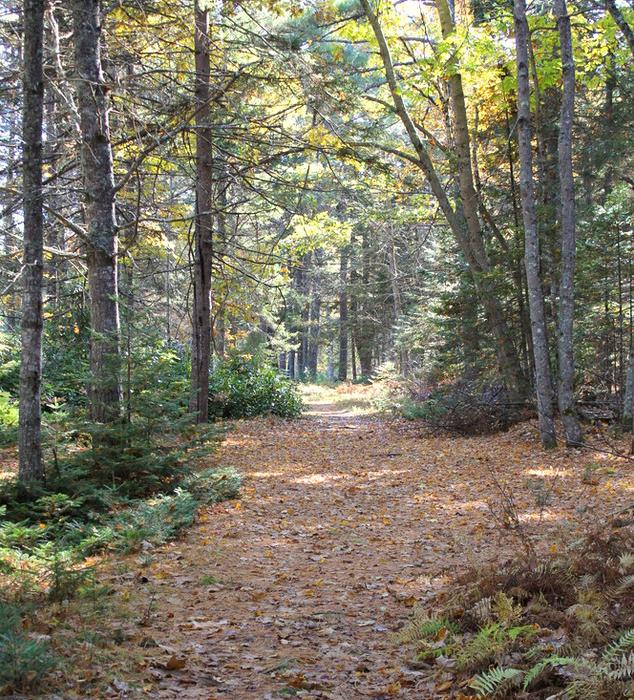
{"left": 58, "top": 385, "right": 633, "bottom": 698}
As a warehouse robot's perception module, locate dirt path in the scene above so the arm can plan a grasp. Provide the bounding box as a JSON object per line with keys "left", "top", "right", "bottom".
{"left": 109, "top": 406, "right": 633, "bottom": 699}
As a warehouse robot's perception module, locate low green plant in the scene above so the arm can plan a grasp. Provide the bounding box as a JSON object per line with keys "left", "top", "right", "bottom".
{"left": 401, "top": 528, "right": 634, "bottom": 698}
{"left": 0, "top": 602, "right": 56, "bottom": 691}
{"left": 209, "top": 353, "right": 303, "bottom": 419}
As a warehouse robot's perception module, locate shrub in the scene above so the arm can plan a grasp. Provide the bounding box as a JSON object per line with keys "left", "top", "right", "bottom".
{"left": 0, "top": 602, "right": 56, "bottom": 691}
{"left": 387, "top": 376, "right": 526, "bottom": 435}
{"left": 209, "top": 354, "right": 303, "bottom": 419}
{"left": 0, "top": 389, "right": 18, "bottom": 446}
{"left": 181, "top": 466, "right": 242, "bottom": 504}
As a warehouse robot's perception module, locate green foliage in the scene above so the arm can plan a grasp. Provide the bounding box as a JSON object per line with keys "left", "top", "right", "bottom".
{"left": 209, "top": 353, "right": 303, "bottom": 419}
{"left": 108, "top": 488, "right": 198, "bottom": 552}
{"left": 0, "top": 390, "right": 18, "bottom": 445}
{"left": 469, "top": 666, "right": 523, "bottom": 697}
{"left": 181, "top": 466, "right": 242, "bottom": 505}
{"left": 0, "top": 331, "right": 19, "bottom": 396}
{"left": 0, "top": 602, "right": 56, "bottom": 691}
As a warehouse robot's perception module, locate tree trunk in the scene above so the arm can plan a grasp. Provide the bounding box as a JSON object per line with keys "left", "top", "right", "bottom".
{"left": 362, "top": 0, "right": 525, "bottom": 399}
{"left": 189, "top": 1, "right": 213, "bottom": 422}
{"left": 72, "top": 0, "right": 121, "bottom": 425}
{"left": 338, "top": 243, "right": 348, "bottom": 381}
{"left": 604, "top": 0, "right": 634, "bottom": 59}
{"left": 514, "top": 0, "right": 557, "bottom": 448}
{"left": 555, "top": 0, "right": 583, "bottom": 446}
{"left": 624, "top": 346, "right": 634, "bottom": 426}
{"left": 307, "top": 250, "right": 322, "bottom": 379}
{"left": 19, "top": 0, "right": 45, "bottom": 482}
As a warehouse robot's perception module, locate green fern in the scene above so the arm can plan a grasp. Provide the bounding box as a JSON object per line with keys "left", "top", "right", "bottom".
{"left": 455, "top": 624, "right": 506, "bottom": 671}
{"left": 398, "top": 615, "right": 457, "bottom": 644}
{"left": 469, "top": 666, "right": 523, "bottom": 697}
{"left": 522, "top": 656, "right": 583, "bottom": 689}
{"left": 602, "top": 629, "right": 634, "bottom": 664}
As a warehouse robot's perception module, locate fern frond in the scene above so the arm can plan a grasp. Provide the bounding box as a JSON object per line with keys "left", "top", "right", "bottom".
{"left": 619, "top": 551, "right": 634, "bottom": 573}
{"left": 578, "top": 572, "right": 596, "bottom": 590}
{"left": 523, "top": 656, "right": 584, "bottom": 690}
{"left": 602, "top": 629, "right": 634, "bottom": 664}
{"left": 606, "top": 652, "right": 634, "bottom": 680}
{"left": 397, "top": 615, "right": 456, "bottom": 644}
{"left": 471, "top": 596, "right": 492, "bottom": 624}
{"left": 618, "top": 574, "right": 634, "bottom": 592}
{"left": 493, "top": 592, "right": 522, "bottom": 625}
{"left": 455, "top": 624, "right": 506, "bottom": 671}
{"left": 469, "top": 666, "right": 523, "bottom": 697}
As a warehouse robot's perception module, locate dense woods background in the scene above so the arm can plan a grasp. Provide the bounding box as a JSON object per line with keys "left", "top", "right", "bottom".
{"left": 1, "top": 0, "right": 633, "bottom": 452}
{"left": 0, "top": 0, "right": 633, "bottom": 695}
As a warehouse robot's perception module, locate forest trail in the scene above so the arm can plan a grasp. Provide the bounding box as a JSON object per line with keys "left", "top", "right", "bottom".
{"left": 109, "top": 397, "right": 633, "bottom": 699}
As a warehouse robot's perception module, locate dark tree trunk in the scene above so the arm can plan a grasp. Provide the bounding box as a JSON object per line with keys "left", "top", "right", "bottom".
{"left": 189, "top": 1, "right": 213, "bottom": 422}
{"left": 338, "top": 243, "right": 348, "bottom": 381}
{"left": 514, "top": 0, "right": 557, "bottom": 448}
{"left": 19, "top": 0, "right": 45, "bottom": 482}
{"left": 555, "top": 0, "right": 583, "bottom": 446}
{"left": 72, "top": 0, "right": 121, "bottom": 424}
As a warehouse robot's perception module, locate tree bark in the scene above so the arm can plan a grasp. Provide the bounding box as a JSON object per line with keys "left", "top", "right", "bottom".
{"left": 189, "top": 1, "right": 213, "bottom": 422}
{"left": 338, "top": 243, "right": 348, "bottom": 381}
{"left": 72, "top": 0, "right": 121, "bottom": 424}
{"left": 514, "top": 0, "right": 557, "bottom": 448}
{"left": 555, "top": 0, "right": 583, "bottom": 446}
{"left": 19, "top": 0, "right": 45, "bottom": 482}
{"left": 307, "top": 250, "right": 322, "bottom": 379}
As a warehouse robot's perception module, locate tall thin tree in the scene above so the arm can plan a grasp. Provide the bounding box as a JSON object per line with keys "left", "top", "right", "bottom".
{"left": 19, "top": 0, "right": 45, "bottom": 481}
{"left": 72, "top": 0, "right": 121, "bottom": 424}
{"left": 189, "top": 0, "right": 213, "bottom": 422}
{"left": 513, "top": 0, "right": 557, "bottom": 448}
{"left": 555, "top": 0, "right": 583, "bottom": 446}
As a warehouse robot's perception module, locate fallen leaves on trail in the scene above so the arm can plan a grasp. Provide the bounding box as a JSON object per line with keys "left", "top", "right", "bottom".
{"left": 63, "top": 407, "right": 633, "bottom": 698}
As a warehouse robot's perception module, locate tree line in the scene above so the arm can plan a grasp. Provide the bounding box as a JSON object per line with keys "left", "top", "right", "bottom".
{"left": 1, "top": 0, "right": 633, "bottom": 478}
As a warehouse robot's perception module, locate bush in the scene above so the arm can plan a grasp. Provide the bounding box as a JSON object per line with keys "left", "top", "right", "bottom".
{"left": 209, "top": 353, "right": 303, "bottom": 419}
{"left": 0, "top": 602, "right": 56, "bottom": 691}
{"left": 387, "top": 376, "right": 525, "bottom": 435}
{"left": 0, "top": 390, "right": 18, "bottom": 446}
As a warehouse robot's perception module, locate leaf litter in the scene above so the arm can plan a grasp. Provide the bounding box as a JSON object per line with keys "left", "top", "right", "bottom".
{"left": 67, "top": 401, "right": 633, "bottom": 698}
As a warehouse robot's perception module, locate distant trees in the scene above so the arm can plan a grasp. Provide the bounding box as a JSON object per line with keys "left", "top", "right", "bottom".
{"left": 5, "top": 0, "right": 633, "bottom": 473}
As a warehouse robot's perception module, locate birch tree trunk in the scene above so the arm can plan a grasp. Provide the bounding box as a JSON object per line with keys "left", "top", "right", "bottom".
{"left": 604, "top": 0, "right": 634, "bottom": 60}
{"left": 555, "top": 0, "right": 583, "bottom": 446}
{"left": 513, "top": 0, "right": 557, "bottom": 448}
{"left": 72, "top": 0, "right": 121, "bottom": 424}
{"left": 19, "top": 0, "right": 45, "bottom": 481}
{"left": 189, "top": 1, "right": 213, "bottom": 422}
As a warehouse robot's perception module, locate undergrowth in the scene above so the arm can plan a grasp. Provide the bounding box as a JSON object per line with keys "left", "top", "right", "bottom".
{"left": 399, "top": 523, "right": 634, "bottom": 698}
{"left": 0, "top": 418, "right": 241, "bottom": 696}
